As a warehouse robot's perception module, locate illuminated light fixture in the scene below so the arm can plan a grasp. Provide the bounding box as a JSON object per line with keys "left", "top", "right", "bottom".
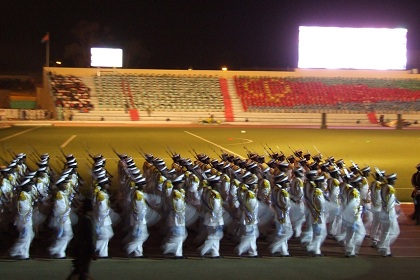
{"left": 91, "top": 47, "right": 123, "bottom": 68}
{"left": 221, "top": 67, "right": 228, "bottom": 71}
{"left": 188, "top": 68, "right": 193, "bottom": 71}
{"left": 298, "top": 26, "right": 407, "bottom": 70}
{"left": 55, "top": 61, "right": 62, "bottom": 65}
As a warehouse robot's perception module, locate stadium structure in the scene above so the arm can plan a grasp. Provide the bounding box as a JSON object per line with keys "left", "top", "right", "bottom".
{"left": 0, "top": 67, "right": 419, "bottom": 128}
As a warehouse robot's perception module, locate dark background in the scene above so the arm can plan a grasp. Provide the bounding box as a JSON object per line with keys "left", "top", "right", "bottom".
{"left": 1, "top": 0, "right": 419, "bottom": 73}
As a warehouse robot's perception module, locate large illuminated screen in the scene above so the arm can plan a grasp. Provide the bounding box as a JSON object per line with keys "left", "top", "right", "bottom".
{"left": 298, "top": 26, "right": 407, "bottom": 70}
{"left": 91, "top": 48, "right": 123, "bottom": 67}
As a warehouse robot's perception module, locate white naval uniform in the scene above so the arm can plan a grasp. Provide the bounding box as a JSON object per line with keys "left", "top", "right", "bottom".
{"left": 360, "top": 176, "right": 373, "bottom": 233}
{"left": 234, "top": 190, "right": 259, "bottom": 257}
{"left": 198, "top": 190, "right": 224, "bottom": 257}
{"left": 269, "top": 187, "right": 293, "bottom": 256}
{"left": 301, "top": 186, "right": 327, "bottom": 255}
{"left": 94, "top": 190, "right": 114, "bottom": 257}
{"left": 9, "top": 190, "right": 34, "bottom": 259}
{"left": 125, "top": 190, "right": 149, "bottom": 257}
{"left": 49, "top": 190, "right": 73, "bottom": 258}
{"left": 370, "top": 180, "right": 383, "bottom": 244}
{"left": 162, "top": 190, "right": 187, "bottom": 257}
{"left": 0, "top": 177, "right": 14, "bottom": 230}
{"left": 325, "top": 177, "right": 342, "bottom": 237}
{"left": 289, "top": 177, "right": 305, "bottom": 238}
{"left": 341, "top": 188, "right": 366, "bottom": 256}
{"left": 377, "top": 184, "right": 400, "bottom": 256}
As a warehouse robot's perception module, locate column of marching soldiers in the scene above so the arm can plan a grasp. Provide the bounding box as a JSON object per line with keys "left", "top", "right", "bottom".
{"left": 0, "top": 147, "right": 401, "bottom": 260}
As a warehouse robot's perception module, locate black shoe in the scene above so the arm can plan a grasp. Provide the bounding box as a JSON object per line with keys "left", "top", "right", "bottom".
{"left": 51, "top": 254, "right": 66, "bottom": 259}
{"left": 13, "top": 256, "right": 30, "bottom": 261}
{"left": 210, "top": 256, "right": 223, "bottom": 259}
{"left": 313, "top": 253, "right": 324, "bottom": 257}
{"left": 97, "top": 256, "right": 111, "bottom": 259}
{"left": 172, "top": 256, "right": 186, "bottom": 259}
{"left": 382, "top": 254, "right": 393, "bottom": 257}
{"left": 345, "top": 254, "right": 356, "bottom": 258}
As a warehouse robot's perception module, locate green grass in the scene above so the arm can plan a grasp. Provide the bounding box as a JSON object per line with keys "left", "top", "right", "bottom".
{"left": 0, "top": 125, "right": 418, "bottom": 202}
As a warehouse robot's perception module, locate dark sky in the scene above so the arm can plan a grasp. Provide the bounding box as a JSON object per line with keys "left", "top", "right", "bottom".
{"left": 1, "top": 0, "right": 419, "bottom": 73}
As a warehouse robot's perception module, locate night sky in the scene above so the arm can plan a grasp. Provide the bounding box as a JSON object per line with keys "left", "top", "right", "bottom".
{"left": 1, "top": 0, "right": 419, "bottom": 73}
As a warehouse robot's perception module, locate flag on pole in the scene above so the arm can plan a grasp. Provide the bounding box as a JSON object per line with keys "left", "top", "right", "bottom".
{"left": 41, "top": 33, "right": 49, "bottom": 43}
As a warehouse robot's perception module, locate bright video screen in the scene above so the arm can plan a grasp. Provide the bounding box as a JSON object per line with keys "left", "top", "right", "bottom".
{"left": 298, "top": 26, "right": 407, "bottom": 70}
{"left": 91, "top": 48, "right": 123, "bottom": 68}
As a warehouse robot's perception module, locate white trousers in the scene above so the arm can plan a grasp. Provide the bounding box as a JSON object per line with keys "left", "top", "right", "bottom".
{"left": 162, "top": 226, "right": 187, "bottom": 257}
{"left": 378, "top": 215, "right": 400, "bottom": 255}
{"left": 96, "top": 225, "right": 114, "bottom": 257}
{"left": 268, "top": 222, "right": 293, "bottom": 255}
{"left": 198, "top": 225, "right": 223, "bottom": 257}
{"left": 343, "top": 219, "right": 366, "bottom": 256}
{"left": 125, "top": 223, "right": 149, "bottom": 257}
{"left": 234, "top": 224, "right": 259, "bottom": 257}
{"left": 49, "top": 220, "right": 74, "bottom": 258}
{"left": 10, "top": 222, "right": 34, "bottom": 259}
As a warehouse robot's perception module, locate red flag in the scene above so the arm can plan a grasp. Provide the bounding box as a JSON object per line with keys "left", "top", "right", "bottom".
{"left": 41, "top": 33, "right": 49, "bottom": 43}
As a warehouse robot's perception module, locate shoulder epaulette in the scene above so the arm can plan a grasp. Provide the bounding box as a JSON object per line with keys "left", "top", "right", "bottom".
{"left": 56, "top": 191, "right": 63, "bottom": 200}
{"left": 314, "top": 188, "right": 323, "bottom": 196}
{"left": 19, "top": 192, "right": 27, "bottom": 201}
{"left": 96, "top": 191, "right": 105, "bottom": 202}
{"left": 247, "top": 191, "right": 256, "bottom": 199}
{"left": 351, "top": 188, "right": 360, "bottom": 199}
{"left": 134, "top": 190, "right": 144, "bottom": 201}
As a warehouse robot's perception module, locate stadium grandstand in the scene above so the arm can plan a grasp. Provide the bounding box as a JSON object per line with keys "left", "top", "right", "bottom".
{"left": 1, "top": 68, "right": 420, "bottom": 128}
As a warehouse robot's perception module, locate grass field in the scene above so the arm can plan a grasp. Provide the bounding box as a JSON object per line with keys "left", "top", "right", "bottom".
{"left": 0, "top": 125, "right": 418, "bottom": 202}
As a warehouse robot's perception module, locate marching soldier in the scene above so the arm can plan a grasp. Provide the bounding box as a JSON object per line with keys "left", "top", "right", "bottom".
{"left": 49, "top": 177, "right": 73, "bottom": 259}
{"left": 325, "top": 166, "right": 342, "bottom": 238}
{"left": 269, "top": 176, "right": 293, "bottom": 257}
{"left": 124, "top": 179, "right": 149, "bottom": 258}
{"left": 377, "top": 173, "right": 400, "bottom": 257}
{"left": 234, "top": 189, "right": 259, "bottom": 258}
{"left": 9, "top": 179, "right": 35, "bottom": 260}
{"left": 301, "top": 175, "right": 327, "bottom": 257}
{"left": 1, "top": 168, "right": 14, "bottom": 232}
{"left": 198, "top": 188, "right": 224, "bottom": 258}
{"left": 359, "top": 166, "right": 373, "bottom": 233}
{"left": 162, "top": 189, "right": 187, "bottom": 258}
{"left": 341, "top": 176, "right": 366, "bottom": 257}
{"left": 94, "top": 178, "right": 114, "bottom": 258}
{"left": 289, "top": 168, "right": 306, "bottom": 238}
{"left": 370, "top": 168, "right": 386, "bottom": 247}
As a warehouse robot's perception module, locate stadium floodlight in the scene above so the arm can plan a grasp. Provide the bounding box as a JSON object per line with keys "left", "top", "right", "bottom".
{"left": 298, "top": 26, "right": 407, "bottom": 70}
{"left": 91, "top": 48, "right": 123, "bottom": 68}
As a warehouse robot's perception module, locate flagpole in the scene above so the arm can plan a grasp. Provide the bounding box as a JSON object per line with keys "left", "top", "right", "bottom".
{"left": 45, "top": 32, "right": 50, "bottom": 67}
